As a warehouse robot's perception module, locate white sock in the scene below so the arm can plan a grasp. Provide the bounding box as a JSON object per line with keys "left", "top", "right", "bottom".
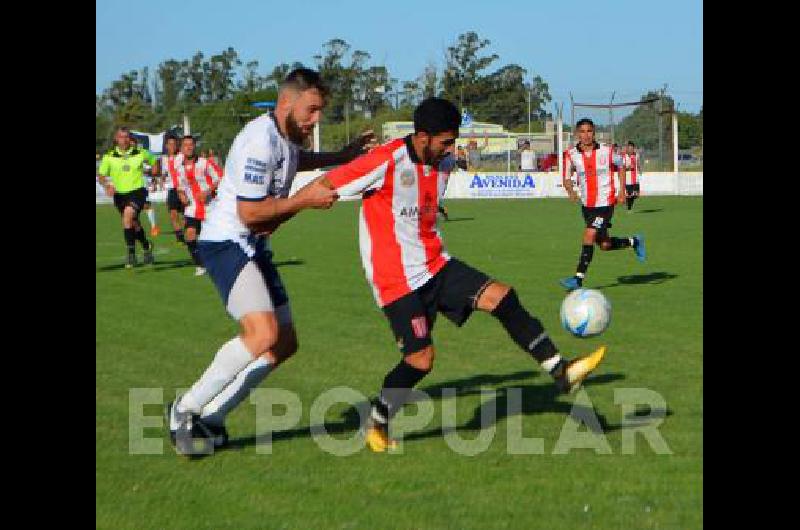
{"left": 541, "top": 355, "right": 563, "bottom": 373}
{"left": 178, "top": 337, "right": 254, "bottom": 414}
{"left": 200, "top": 356, "right": 273, "bottom": 426}
{"left": 146, "top": 208, "right": 156, "bottom": 227}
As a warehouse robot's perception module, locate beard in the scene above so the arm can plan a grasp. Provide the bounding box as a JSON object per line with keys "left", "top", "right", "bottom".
{"left": 285, "top": 111, "right": 310, "bottom": 145}
{"left": 423, "top": 144, "right": 447, "bottom": 166}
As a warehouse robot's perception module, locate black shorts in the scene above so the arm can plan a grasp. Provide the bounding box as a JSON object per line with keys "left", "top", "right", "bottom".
{"left": 113, "top": 188, "right": 148, "bottom": 215}
{"left": 184, "top": 216, "right": 202, "bottom": 233}
{"left": 383, "top": 258, "right": 493, "bottom": 354}
{"left": 581, "top": 206, "right": 614, "bottom": 233}
{"left": 625, "top": 184, "right": 641, "bottom": 197}
{"left": 166, "top": 189, "right": 184, "bottom": 212}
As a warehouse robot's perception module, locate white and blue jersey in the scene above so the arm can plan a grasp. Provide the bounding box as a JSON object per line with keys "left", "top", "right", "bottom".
{"left": 199, "top": 113, "right": 301, "bottom": 257}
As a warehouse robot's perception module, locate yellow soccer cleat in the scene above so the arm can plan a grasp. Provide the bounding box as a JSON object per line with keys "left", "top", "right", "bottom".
{"left": 559, "top": 345, "right": 607, "bottom": 394}
{"left": 365, "top": 424, "right": 398, "bottom": 453}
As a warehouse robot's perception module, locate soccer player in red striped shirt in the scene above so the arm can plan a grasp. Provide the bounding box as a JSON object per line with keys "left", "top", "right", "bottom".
{"left": 624, "top": 141, "right": 641, "bottom": 210}
{"left": 155, "top": 135, "right": 186, "bottom": 243}
{"left": 176, "top": 135, "right": 222, "bottom": 276}
{"left": 559, "top": 119, "right": 646, "bottom": 290}
{"left": 300, "top": 98, "right": 606, "bottom": 452}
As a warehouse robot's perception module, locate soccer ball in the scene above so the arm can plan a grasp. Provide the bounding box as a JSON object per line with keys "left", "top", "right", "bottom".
{"left": 560, "top": 288, "right": 611, "bottom": 338}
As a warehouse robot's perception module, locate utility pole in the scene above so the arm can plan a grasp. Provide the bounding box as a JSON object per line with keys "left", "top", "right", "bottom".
{"left": 658, "top": 83, "right": 667, "bottom": 170}
{"left": 569, "top": 92, "right": 575, "bottom": 135}
{"left": 609, "top": 91, "right": 615, "bottom": 145}
{"left": 527, "top": 82, "right": 531, "bottom": 135}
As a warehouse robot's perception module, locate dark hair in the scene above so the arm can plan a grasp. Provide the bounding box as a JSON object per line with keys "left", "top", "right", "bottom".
{"left": 413, "top": 98, "right": 461, "bottom": 135}
{"left": 575, "top": 118, "right": 595, "bottom": 129}
{"left": 627, "top": 141, "right": 636, "bottom": 147}
{"left": 280, "top": 68, "right": 329, "bottom": 99}
{"left": 181, "top": 135, "right": 196, "bottom": 143}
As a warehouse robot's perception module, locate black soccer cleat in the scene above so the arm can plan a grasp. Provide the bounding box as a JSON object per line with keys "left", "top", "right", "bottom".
{"left": 204, "top": 423, "right": 229, "bottom": 449}
{"left": 125, "top": 253, "right": 137, "bottom": 269}
{"left": 166, "top": 400, "right": 214, "bottom": 458}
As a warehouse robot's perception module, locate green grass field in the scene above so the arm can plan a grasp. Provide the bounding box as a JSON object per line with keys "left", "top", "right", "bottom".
{"left": 96, "top": 196, "right": 702, "bottom": 529}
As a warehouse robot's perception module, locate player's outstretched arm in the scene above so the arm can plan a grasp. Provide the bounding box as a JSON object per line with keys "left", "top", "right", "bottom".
{"left": 238, "top": 183, "right": 338, "bottom": 228}
{"left": 297, "top": 130, "right": 377, "bottom": 171}
{"left": 246, "top": 179, "right": 338, "bottom": 236}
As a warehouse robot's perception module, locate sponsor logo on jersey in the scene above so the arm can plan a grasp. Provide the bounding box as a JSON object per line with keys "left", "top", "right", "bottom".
{"left": 400, "top": 169, "right": 416, "bottom": 187}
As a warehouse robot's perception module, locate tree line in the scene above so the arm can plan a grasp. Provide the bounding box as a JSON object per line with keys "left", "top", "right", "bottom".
{"left": 96, "top": 32, "right": 553, "bottom": 153}
{"left": 96, "top": 32, "right": 701, "bottom": 156}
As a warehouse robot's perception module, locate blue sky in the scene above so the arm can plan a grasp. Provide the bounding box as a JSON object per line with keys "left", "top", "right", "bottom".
{"left": 96, "top": 0, "right": 702, "bottom": 117}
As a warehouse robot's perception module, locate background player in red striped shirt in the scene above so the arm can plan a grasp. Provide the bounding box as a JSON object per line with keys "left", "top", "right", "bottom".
{"left": 176, "top": 135, "right": 222, "bottom": 276}
{"left": 559, "top": 119, "right": 646, "bottom": 291}
{"left": 624, "top": 141, "right": 641, "bottom": 210}
{"left": 306, "top": 98, "right": 606, "bottom": 452}
{"left": 155, "top": 135, "right": 186, "bottom": 243}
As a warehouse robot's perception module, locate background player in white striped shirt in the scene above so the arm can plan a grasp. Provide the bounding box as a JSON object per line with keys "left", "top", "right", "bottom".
{"left": 559, "top": 119, "right": 646, "bottom": 291}
{"left": 313, "top": 98, "right": 607, "bottom": 452}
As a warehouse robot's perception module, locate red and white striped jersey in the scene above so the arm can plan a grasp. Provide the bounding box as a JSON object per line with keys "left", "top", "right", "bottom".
{"left": 207, "top": 155, "right": 223, "bottom": 178}
{"left": 325, "top": 136, "right": 451, "bottom": 308}
{"left": 563, "top": 143, "right": 623, "bottom": 208}
{"left": 624, "top": 153, "right": 640, "bottom": 184}
{"left": 176, "top": 157, "right": 222, "bottom": 220}
{"left": 161, "top": 153, "right": 183, "bottom": 190}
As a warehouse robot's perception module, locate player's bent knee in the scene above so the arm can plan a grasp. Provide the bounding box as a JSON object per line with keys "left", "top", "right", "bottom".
{"left": 405, "top": 346, "right": 435, "bottom": 372}
{"left": 240, "top": 312, "right": 279, "bottom": 356}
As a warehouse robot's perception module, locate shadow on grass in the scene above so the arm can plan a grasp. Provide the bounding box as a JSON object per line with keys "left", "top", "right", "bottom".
{"left": 442, "top": 217, "right": 475, "bottom": 223}
{"left": 274, "top": 259, "right": 305, "bottom": 267}
{"left": 97, "top": 258, "right": 305, "bottom": 273}
{"left": 224, "top": 371, "right": 628, "bottom": 451}
{"left": 634, "top": 208, "right": 663, "bottom": 214}
{"left": 594, "top": 271, "right": 678, "bottom": 289}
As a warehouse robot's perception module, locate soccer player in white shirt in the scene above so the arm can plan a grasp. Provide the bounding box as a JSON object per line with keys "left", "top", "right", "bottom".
{"left": 167, "top": 68, "right": 375, "bottom": 457}
{"left": 313, "top": 98, "right": 606, "bottom": 452}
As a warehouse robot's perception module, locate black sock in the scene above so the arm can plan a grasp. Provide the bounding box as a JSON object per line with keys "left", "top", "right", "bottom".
{"left": 609, "top": 237, "right": 633, "bottom": 250}
{"left": 186, "top": 240, "right": 203, "bottom": 266}
{"left": 576, "top": 244, "right": 594, "bottom": 276}
{"left": 175, "top": 228, "right": 185, "bottom": 243}
{"left": 490, "top": 289, "right": 559, "bottom": 365}
{"left": 123, "top": 228, "right": 136, "bottom": 254}
{"left": 374, "top": 361, "right": 430, "bottom": 424}
{"left": 134, "top": 227, "right": 151, "bottom": 251}
{"left": 626, "top": 197, "right": 634, "bottom": 210}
